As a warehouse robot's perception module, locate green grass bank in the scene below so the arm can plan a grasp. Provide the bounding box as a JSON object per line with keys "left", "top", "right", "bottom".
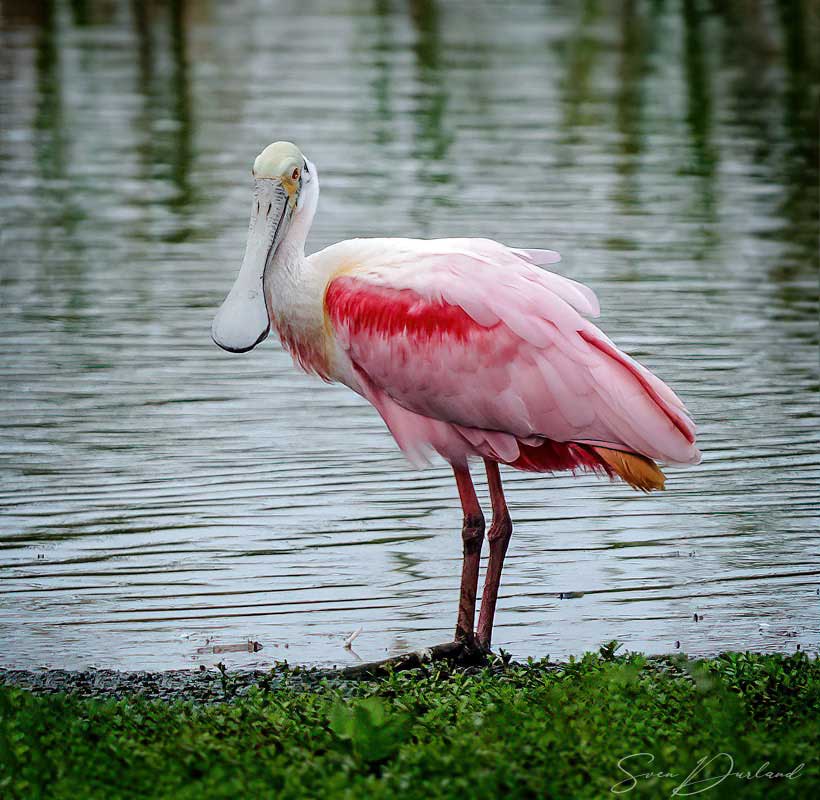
{"left": 1, "top": 650, "right": 818, "bottom": 799}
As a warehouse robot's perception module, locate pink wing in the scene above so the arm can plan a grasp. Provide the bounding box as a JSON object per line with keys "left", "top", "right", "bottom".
{"left": 325, "top": 239, "right": 699, "bottom": 467}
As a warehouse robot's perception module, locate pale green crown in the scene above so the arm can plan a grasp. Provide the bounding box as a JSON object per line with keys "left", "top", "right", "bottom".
{"left": 253, "top": 141, "right": 305, "bottom": 181}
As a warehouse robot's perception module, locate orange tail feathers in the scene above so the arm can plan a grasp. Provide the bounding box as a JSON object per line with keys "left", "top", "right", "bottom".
{"left": 592, "top": 447, "right": 666, "bottom": 492}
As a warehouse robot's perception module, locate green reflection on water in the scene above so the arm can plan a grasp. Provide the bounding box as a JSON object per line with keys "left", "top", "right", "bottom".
{"left": 133, "top": 0, "right": 196, "bottom": 241}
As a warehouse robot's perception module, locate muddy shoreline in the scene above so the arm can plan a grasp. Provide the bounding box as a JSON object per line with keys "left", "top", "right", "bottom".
{"left": 0, "top": 652, "right": 707, "bottom": 703}
{"left": 4, "top": 646, "right": 809, "bottom": 704}
{"left": 0, "top": 657, "right": 520, "bottom": 703}
{"left": 0, "top": 666, "right": 366, "bottom": 703}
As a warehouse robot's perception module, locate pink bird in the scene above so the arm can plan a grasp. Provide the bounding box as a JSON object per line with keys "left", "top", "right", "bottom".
{"left": 212, "top": 142, "right": 700, "bottom": 653}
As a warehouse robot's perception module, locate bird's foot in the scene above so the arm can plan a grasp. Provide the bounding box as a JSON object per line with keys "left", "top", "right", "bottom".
{"left": 454, "top": 633, "right": 491, "bottom": 662}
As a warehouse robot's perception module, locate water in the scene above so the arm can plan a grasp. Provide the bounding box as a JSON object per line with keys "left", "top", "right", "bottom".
{"left": 0, "top": 0, "right": 817, "bottom": 671}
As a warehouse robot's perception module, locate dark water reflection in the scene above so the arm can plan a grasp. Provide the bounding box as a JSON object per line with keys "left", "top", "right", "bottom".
{"left": 0, "top": 0, "right": 817, "bottom": 670}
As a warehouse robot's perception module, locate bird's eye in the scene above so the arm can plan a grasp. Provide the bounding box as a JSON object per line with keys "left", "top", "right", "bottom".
{"left": 291, "top": 167, "right": 300, "bottom": 181}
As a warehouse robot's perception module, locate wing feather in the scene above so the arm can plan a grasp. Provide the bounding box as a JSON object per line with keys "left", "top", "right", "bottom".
{"left": 322, "top": 238, "right": 699, "bottom": 466}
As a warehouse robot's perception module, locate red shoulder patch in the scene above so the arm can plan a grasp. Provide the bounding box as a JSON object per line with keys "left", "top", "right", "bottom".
{"left": 325, "top": 276, "right": 494, "bottom": 343}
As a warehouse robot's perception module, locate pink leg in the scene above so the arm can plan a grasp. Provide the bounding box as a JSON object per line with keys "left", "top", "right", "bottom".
{"left": 453, "top": 464, "right": 485, "bottom": 643}
{"left": 476, "top": 460, "right": 513, "bottom": 650}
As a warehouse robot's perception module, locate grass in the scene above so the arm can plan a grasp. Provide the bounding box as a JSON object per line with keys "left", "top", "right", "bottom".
{"left": 1, "top": 649, "right": 818, "bottom": 799}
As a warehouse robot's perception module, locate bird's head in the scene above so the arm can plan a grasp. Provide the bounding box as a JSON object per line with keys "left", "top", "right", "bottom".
{"left": 211, "top": 141, "right": 317, "bottom": 353}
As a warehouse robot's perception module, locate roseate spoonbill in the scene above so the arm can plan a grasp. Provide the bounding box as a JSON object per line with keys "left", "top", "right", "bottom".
{"left": 212, "top": 141, "right": 700, "bottom": 652}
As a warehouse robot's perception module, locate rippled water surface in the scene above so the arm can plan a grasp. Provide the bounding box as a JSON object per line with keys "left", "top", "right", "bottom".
{"left": 1, "top": 1, "right": 818, "bottom": 670}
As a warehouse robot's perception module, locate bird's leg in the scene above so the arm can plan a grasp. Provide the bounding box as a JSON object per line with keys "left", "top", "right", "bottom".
{"left": 476, "top": 459, "right": 513, "bottom": 651}
{"left": 453, "top": 464, "right": 485, "bottom": 645}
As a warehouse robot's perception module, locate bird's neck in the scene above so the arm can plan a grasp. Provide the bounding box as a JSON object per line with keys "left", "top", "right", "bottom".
{"left": 263, "top": 190, "right": 330, "bottom": 378}
{"left": 264, "top": 172, "right": 319, "bottom": 310}
{"left": 282, "top": 169, "right": 319, "bottom": 257}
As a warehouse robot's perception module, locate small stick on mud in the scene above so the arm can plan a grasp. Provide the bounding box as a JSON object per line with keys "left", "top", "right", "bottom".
{"left": 196, "top": 641, "right": 263, "bottom": 655}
